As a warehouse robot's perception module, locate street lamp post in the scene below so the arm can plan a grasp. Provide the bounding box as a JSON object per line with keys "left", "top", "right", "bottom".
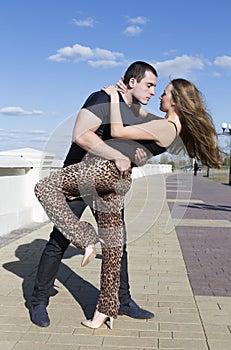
{"left": 220, "top": 122, "right": 231, "bottom": 185}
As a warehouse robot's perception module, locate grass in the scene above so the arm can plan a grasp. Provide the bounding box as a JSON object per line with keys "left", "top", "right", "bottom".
{"left": 203, "top": 172, "right": 230, "bottom": 185}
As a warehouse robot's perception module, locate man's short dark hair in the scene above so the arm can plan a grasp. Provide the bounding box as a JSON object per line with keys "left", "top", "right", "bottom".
{"left": 123, "top": 61, "right": 158, "bottom": 85}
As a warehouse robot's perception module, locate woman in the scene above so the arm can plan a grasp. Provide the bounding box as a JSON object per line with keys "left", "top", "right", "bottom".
{"left": 107, "top": 78, "right": 220, "bottom": 169}
{"left": 34, "top": 78, "right": 221, "bottom": 330}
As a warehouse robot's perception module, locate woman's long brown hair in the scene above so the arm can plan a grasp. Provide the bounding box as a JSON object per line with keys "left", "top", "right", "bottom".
{"left": 171, "top": 79, "right": 221, "bottom": 168}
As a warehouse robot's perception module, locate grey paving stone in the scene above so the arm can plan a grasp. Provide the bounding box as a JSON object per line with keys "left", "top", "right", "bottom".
{"left": 1, "top": 174, "right": 231, "bottom": 349}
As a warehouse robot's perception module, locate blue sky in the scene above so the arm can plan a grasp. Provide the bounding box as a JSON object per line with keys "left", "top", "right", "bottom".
{"left": 1, "top": 0, "right": 231, "bottom": 158}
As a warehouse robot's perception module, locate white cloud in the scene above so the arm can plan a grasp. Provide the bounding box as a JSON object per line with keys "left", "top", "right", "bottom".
{"left": 88, "top": 60, "right": 126, "bottom": 68}
{"left": 0, "top": 107, "right": 44, "bottom": 116}
{"left": 0, "top": 129, "right": 48, "bottom": 137}
{"left": 94, "top": 48, "right": 124, "bottom": 60}
{"left": 48, "top": 43, "right": 126, "bottom": 67}
{"left": 48, "top": 42, "right": 208, "bottom": 77}
{"left": 153, "top": 55, "right": 205, "bottom": 79}
{"left": 214, "top": 55, "right": 231, "bottom": 68}
{"left": 27, "top": 129, "right": 48, "bottom": 135}
{"left": 0, "top": 128, "right": 50, "bottom": 151}
{"left": 123, "top": 16, "right": 148, "bottom": 36}
{"left": 127, "top": 16, "right": 149, "bottom": 25}
{"left": 31, "top": 136, "right": 50, "bottom": 142}
{"left": 123, "top": 25, "right": 142, "bottom": 36}
{"left": 72, "top": 17, "right": 95, "bottom": 27}
{"left": 211, "top": 71, "right": 221, "bottom": 77}
{"left": 48, "top": 44, "right": 93, "bottom": 62}
{"left": 163, "top": 49, "right": 178, "bottom": 56}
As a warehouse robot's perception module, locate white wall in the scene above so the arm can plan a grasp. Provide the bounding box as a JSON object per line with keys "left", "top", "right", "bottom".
{"left": 0, "top": 148, "right": 62, "bottom": 236}
{"left": 0, "top": 148, "right": 172, "bottom": 237}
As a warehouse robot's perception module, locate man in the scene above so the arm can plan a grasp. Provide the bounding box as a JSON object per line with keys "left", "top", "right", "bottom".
{"left": 193, "top": 160, "right": 199, "bottom": 176}
{"left": 30, "top": 61, "right": 158, "bottom": 327}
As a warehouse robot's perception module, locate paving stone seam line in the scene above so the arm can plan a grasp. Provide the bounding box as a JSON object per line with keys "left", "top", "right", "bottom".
{"left": 192, "top": 294, "right": 210, "bottom": 350}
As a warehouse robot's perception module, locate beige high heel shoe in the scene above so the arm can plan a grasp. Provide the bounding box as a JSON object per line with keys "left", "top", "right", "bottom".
{"left": 81, "top": 245, "right": 97, "bottom": 267}
{"left": 81, "top": 310, "right": 114, "bottom": 329}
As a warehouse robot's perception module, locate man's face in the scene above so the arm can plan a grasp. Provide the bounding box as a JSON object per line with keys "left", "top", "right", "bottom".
{"left": 131, "top": 71, "right": 157, "bottom": 105}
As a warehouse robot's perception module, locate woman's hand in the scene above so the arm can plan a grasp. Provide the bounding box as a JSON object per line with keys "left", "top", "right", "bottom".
{"left": 116, "top": 76, "right": 127, "bottom": 94}
{"left": 102, "top": 85, "right": 118, "bottom": 97}
{"left": 135, "top": 148, "right": 148, "bottom": 166}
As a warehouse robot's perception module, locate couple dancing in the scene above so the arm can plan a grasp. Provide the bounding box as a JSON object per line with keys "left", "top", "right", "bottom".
{"left": 32, "top": 61, "right": 221, "bottom": 330}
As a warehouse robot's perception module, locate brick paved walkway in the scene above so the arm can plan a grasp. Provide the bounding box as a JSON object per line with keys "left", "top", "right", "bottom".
{"left": 166, "top": 173, "right": 231, "bottom": 297}
{"left": 0, "top": 172, "right": 231, "bottom": 349}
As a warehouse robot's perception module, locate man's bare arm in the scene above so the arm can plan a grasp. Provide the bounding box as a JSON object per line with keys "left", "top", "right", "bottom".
{"left": 72, "top": 108, "right": 131, "bottom": 175}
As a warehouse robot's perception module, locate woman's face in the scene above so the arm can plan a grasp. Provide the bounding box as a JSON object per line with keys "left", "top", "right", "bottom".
{"left": 159, "top": 83, "right": 174, "bottom": 113}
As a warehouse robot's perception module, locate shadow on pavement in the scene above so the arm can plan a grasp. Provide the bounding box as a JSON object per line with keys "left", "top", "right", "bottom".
{"left": 179, "top": 202, "right": 231, "bottom": 212}
{"left": 2, "top": 238, "right": 101, "bottom": 320}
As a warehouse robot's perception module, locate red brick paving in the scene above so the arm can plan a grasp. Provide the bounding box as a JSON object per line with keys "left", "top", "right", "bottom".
{"left": 166, "top": 173, "right": 231, "bottom": 296}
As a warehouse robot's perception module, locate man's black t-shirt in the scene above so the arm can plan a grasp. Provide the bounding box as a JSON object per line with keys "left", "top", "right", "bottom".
{"left": 64, "top": 90, "right": 166, "bottom": 167}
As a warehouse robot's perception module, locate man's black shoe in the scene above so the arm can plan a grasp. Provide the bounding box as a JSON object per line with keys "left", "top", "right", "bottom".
{"left": 118, "top": 299, "right": 154, "bottom": 319}
{"left": 30, "top": 304, "right": 50, "bottom": 327}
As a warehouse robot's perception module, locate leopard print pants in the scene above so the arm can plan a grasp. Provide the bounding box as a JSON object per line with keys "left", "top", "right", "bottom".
{"left": 34, "top": 156, "right": 132, "bottom": 318}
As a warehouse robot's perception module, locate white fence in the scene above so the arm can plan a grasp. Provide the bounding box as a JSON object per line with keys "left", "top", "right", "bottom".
{"left": 131, "top": 163, "right": 172, "bottom": 179}
{"left": 0, "top": 148, "right": 172, "bottom": 237}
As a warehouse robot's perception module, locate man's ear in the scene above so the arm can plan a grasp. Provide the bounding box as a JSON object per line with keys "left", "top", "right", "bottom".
{"left": 128, "top": 77, "right": 137, "bottom": 88}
